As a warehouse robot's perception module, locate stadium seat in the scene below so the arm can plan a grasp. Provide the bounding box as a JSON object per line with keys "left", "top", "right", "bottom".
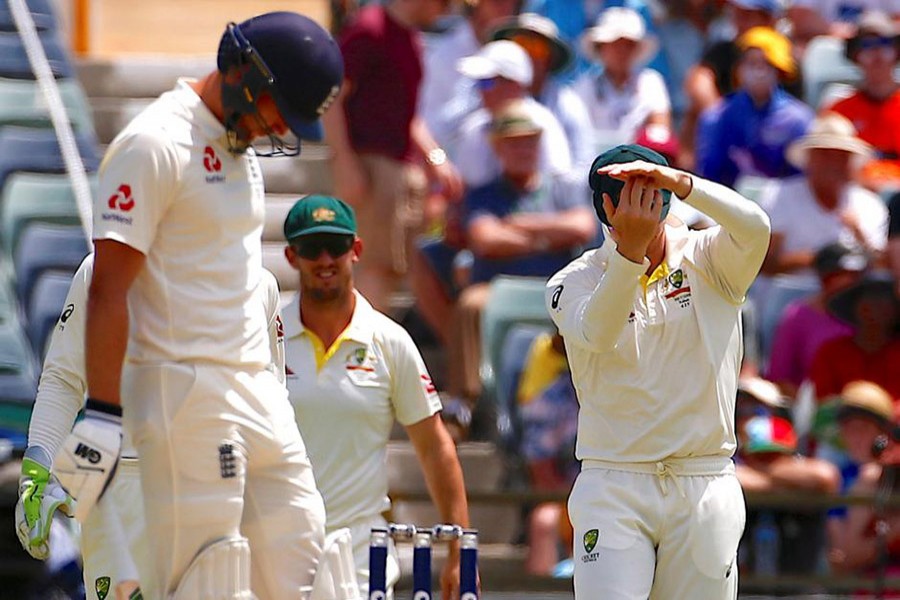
{"left": 0, "top": 319, "right": 36, "bottom": 380}
{"left": 801, "top": 35, "right": 860, "bottom": 109}
{"left": 0, "top": 0, "right": 56, "bottom": 33}
{"left": 0, "top": 172, "right": 92, "bottom": 255}
{"left": 25, "top": 269, "right": 70, "bottom": 356}
{"left": 0, "top": 125, "right": 98, "bottom": 192}
{"left": 14, "top": 223, "right": 87, "bottom": 307}
{"left": 0, "top": 31, "right": 73, "bottom": 79}
{"left": 495, "top": 323, "right": 552, "bottom": 454}
{"left": 0, "top": 78, "right": 96, "bottom": 134}
{"left": 479, "top": 276, "right": 553, "bottom": 408}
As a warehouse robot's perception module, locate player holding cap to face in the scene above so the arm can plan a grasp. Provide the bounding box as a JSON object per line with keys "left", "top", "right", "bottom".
{"left": 52, "top": 12, "right": 343, "bottom": 599}
{"left": 281, "top": 196, "right": 474, "bottom": 599}
{"left": 547, "top": 145, "right": 771, "bottom": 598}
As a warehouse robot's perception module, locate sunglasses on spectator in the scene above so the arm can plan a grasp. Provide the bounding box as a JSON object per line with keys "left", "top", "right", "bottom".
{"left": 292, "top": 234, "right": 355, "bottom": 260}
{"left": 858, "top": 36, "right": 896, "bottom": 52}
{"left": 475, "top": 77, "right": 500, "bottom": 92}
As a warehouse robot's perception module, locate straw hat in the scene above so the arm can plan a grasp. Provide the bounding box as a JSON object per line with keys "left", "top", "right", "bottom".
{"left": 837, "top": 380, "right": 894, "bottom": 427}
{"left": 580, "top": 7, "right": 658, "bottom": 67}
{"left": 491, "top": 13, "right": 574, "bottom": 75}
{"left": 785, "top": 112, "right": 874, "bottom": 170}
{"left": 738, "top": 376, "right": 788, "bottom": 410}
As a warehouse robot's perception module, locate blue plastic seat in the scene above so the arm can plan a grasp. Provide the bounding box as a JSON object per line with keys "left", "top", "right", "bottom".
{"left": 0, "top": 31, "right": 73, "bottom": 79}
{"left": 0, "top": 126, "right": 98, "bottom": 192}
{"left": 25, "top": 269, "right": 71, "bottom": 356}
{"left": 479, "top": 276, "right": 554, "bottom": 407}
{"left": 1, "top": 172, "right": 92, "bottom": 256}
{"left": 0, "top": 78, "right": 96, "bottom": 134}
{"left": 14, "top": 223, "right": 87, "bottom": 307}
{"left": 0, "top": 0, "right": 56, "bottom": 32}
{"left": 0, "top": 319, "right": 36, "bottom": 379}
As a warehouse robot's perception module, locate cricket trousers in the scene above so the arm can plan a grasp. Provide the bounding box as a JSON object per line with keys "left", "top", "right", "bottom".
{"left": 569, "top": 456, "right": 745, "bottom": 600}
{"left": 82, "top": 458, "right": 156, "bottom": 600}
{"left": 122, "top": 362, "right": 326, "bottom": 600}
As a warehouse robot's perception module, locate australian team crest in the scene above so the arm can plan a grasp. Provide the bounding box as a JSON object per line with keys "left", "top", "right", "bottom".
{"left": 95, "top": 576, "right": 111, "bottom": 600}
{"left": 345, "top": 346, "right": 375, "bottom": 373}
{"left": 668, "top": 269, "right": 684, "bottom": 289}
{"left": 312, "top": 207, "right": 336, "bottom": 222}
{"left": 583, "top": 529, "right": 599, "bottom": 554}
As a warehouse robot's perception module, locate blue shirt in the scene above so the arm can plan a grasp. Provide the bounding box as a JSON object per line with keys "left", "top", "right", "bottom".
{"left": 464, "top": 173, "right": 590, "bottom": 284}
{"left": 697, "top": 88, "right": 813, "bottom": 187}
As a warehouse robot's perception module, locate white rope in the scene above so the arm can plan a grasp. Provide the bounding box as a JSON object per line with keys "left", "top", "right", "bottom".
{"left": 9, "top": 0, "right": 93, "bottom": 243}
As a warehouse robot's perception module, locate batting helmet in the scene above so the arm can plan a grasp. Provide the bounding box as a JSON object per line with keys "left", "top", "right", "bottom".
{"left": 217, "top": 12, "right": 344, "bottom": 152}
{"left": 588, "top": 144, "right": 672, "bottom": 227}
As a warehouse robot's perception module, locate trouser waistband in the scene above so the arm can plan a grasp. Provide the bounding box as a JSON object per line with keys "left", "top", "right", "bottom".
{"left": 582, "top": 456, "right": 734, "bottom": 497}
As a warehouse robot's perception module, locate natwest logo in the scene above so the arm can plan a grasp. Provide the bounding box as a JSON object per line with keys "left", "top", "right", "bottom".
{"left": 203, "top": 145, "right": 222, "bottom": 173}
{"left": 107, "top": 184, "right": 135, "bottom": 212}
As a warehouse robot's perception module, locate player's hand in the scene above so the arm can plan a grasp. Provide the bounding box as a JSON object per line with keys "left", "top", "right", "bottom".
{"left": 602, "top": 176, "right": 663, "bottom": 264}
{"left": 598, "top": 160, "right": 693, "bottom": 199}
{"left": 441, "top": 551, "right": 461, "bottom": 600}
{"left": 53, "top": 399, "right": 122, "bottom": 523}
{"left": 15, "top": 446, "right": 75, "bottom": 559}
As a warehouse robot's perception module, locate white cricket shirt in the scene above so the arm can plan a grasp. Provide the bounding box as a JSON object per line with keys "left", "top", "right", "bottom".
{"left": 28, "top": 256, "right": 285, "bottom": 462}
{"left": 283, "top": 293, "right": 442, "bottom": 528}
{"left": 93, "top": 79, "right": 269, "bottom": 367}
{"left": 547, "top": 177, "right": 771, "bottom": 463}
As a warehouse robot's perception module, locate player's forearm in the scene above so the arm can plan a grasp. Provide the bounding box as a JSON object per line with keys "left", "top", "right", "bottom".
{"left": 420, "top": 434, "right": 470, "bottom": 529}
{"left": 579, "top": 251, "right": 645, "bottom": 351}
{"left": 85, "top": 288, "right": 129, "bottom": 406}
{"left": 505, "top": 209, "right": 596, "bottom": 249}
{"left": 468, "top": 222, "right": 534, "bottom": 258}
{"left": 682, "top": 176, "right": 771, "bottom": 247}
{"left": 27, "top": 373, "right": 84, "bottom": 460}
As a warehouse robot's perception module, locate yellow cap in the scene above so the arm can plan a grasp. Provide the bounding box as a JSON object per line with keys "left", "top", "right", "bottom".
{"left": 737, "top": 26, "right": 796, "bottom": 78}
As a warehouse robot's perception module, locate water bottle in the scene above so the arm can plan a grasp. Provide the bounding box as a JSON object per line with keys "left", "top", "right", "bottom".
{"left": 753, "top": 511, "right": 781, "bottom": 577}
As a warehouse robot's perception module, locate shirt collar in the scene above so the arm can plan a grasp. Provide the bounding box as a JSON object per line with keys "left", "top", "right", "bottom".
{"left": 283, "top": 290, "right": 376, "bottom": 346}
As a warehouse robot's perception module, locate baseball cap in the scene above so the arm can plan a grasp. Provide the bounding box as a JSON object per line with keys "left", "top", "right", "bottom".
{"left": 813, "top": 242, "right": 869, "bottom": 278}
{"left": 588, "top": 144, "right": 672, "bottom": 227}
{"left": 737, "top": 26, "right": 796, "bottom": 77}
{"left": 743, "top": 414, "right": 797, "bottom": 455}
{"left": 490, "top": 100, "right": 542, "bottom": 138}
{"left": 222, "top": 12, "right": 344, "bottom": 139}
{"left": 457, "top": 40, "right": 533, "bottom": 86}
{"left": 283, "top": 195, "right": 357, "bottom": 241}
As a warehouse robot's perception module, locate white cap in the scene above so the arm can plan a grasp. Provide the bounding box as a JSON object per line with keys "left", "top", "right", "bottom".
{"left": 457, "top": 40, "right": 533, "bottom": 86}
{"left": 581, "top": 6, "right": 658, "bottom": 66}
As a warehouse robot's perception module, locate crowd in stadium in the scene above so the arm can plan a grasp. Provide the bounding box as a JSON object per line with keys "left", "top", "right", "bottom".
{"left": 325, "top": 0, "right": 900, "bottom": 585}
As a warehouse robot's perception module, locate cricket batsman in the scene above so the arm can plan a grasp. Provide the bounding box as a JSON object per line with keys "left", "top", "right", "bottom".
{"left": 16, "top": 255, "right": 287, "bottom": 600}
{"left": 50, "top": 12, "right": 343, "bottom": 598}
{"left": 547, "top": 144, "right": 771, "bottom": 598}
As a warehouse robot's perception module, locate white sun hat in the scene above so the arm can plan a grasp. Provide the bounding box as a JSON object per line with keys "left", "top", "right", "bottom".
{"left": 786, "top": 112, "right": 874, "bottom": 170}
{"left": 457, "top": 40, "right": 534, "bottom": 86}
{"left": 580, "top": 6, "right": 659, "bottom": 67}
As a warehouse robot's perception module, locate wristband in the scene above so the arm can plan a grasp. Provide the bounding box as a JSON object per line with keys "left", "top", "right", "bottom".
{"left": 85, "top": 398, "right": 123, "bottom": 419}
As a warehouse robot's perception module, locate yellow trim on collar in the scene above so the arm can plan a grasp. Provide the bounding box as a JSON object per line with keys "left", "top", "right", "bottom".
{"left": 640, "top": 262, "right": 670, "bottom": 292}
{"left": 307, "top": 328, "right": 352, "bottom": 372}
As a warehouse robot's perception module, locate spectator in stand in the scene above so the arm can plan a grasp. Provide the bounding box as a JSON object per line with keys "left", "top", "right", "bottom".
{"left": 419, "top": 0, "right": 520, "bottom": 149}
{"left": 767, "top": 243, "right": 867, "bottom": 398}
{"left": 681, "top": 0, "right": 781, "bottom": 170}
{"left": 788, "top": 0, "right": 900, "bottom": 52}
{"left": 697, "top": 26, "right": 813, "bottom": 187}
{"left": 760, "top": 112, "right": 885, "bottom": 287}
{"left": 323, "top": 0, "right": 464, "bottom": 312}
{"left": 827, "top": 382, "right": 900, "bottom": 575}
{"left": 810, "top": 270, "right": 900, "bottom": 401}
{"left": 825, "top": 11, "right": 900, "bottom": 192}
{"left": 573, "top": 7, "right": 672, "bottom": 150}
{"left": 454, "top": 40, "right": 573, "bottom": 188}
{"left": 515, "top": 329, "right": 579, "bottom": 576}
{"left": 449, "top": 100, "right": 596, "bottom": 409}
{"left": 491, "top": 13, "right": 595, "bottom": 170}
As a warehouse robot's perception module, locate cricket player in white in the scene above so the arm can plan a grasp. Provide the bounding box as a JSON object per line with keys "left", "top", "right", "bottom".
{"left": 547, "top": 144, "right": 770, "bottom": 599}
{"left": 279, "top": 196, "right": 473, "bottom": 599}
{"left": 15, "top": 255, "right": 286, "bottom": 600}
{"left": 51, "top": 12, "right": 344, "bottom": 599}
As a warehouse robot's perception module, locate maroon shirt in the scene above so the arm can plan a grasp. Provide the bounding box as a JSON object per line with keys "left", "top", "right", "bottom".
{"left": 339, "top": 6, "right": 422, "bottom": 162}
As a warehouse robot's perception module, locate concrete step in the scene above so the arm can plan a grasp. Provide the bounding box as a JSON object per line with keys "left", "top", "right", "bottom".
{"left": 76, "top": 56, "right": 214, "bottom": 99}
{"left": 258, "top": 149, "right": 334, "bottom": 196}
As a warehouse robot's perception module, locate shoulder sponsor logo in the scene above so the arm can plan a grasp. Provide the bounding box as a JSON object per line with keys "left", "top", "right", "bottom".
{"left": 581, "top": 528, "right": 600, "bottom": 563}
{"left": 421, "top": 374, "right": 437, "bottom": 395}
{"left": 203, "top": 146, "right": 226, "bottom": 183}
{"left": 550, "top": 285, "right": 563, "bottom": 310}
{"left": 95, "top": 576, "right": 111, "bottom": 600}
{"left": 60, "top": 303, "right": 74, "bottom": 324}
{"left": 275, "top": 315, "right": 285, "bottom": 339}
{"left": 103, "top": 183, "right": 135, "bottom": 225}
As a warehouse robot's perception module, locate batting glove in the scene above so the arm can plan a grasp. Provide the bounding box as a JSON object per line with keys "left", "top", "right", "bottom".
{"left": 54, "top": 398, "right": 122, "bottom": 523}
{"left": 15, "top": 445, "right": 76, "bottom": 559}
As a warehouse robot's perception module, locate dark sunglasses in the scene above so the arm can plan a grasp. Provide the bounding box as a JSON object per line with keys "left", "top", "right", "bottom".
{"left": 475, "top": 77, "right": 500, "bottom": 92}
{"left": 858, "top": 36, "right": 896, "bottom": 51}
{"left": 292, "top": 234, "right": 354, "bottom": 260}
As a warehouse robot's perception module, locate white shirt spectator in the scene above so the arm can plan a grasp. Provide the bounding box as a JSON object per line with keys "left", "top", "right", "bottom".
{"left": 789, "top": 0, "right": 900, "bottom": 22}
{"left": 761, "top": 176, "right": 888, "bottom": 286}
{"left": 573, "top": 67, "right": 670, "bottom": 147}
{"left": 539, "top": 78, "right": 595, "bottom": 170}
{"left": 453, "top": 97, "right": 573, "bottom": 187}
